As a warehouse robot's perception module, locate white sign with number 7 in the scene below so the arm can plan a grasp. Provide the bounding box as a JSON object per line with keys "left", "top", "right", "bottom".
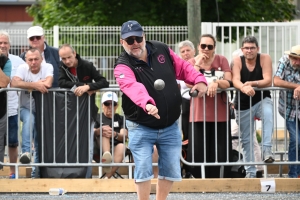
{"left": 260, "top": 179, "right": 276, "bottom": 193}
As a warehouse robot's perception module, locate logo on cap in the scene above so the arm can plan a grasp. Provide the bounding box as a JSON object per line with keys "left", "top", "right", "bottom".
{"left": 128, "top": 24, "right": 133, "bottom": 30}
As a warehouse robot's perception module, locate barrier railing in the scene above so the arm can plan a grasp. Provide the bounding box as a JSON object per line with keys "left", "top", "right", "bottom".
{"left": 0, "top": 87, "right": 297, "bottom": 179}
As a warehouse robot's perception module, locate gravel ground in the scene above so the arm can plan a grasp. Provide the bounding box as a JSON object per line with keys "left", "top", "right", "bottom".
{"left": 0, "top": 192, "right": 300, "bottom": 200}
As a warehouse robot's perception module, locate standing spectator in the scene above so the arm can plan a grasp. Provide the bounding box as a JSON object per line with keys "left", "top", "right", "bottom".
{"left": 114, "top": 20, "right": 207, "bottom": 200}
{"left": 0, "top": 30, "right": 25, "bottom": 179}
{"left": 178, "top": 40, "right": 195, "bottom": 141}
{"left": 58, "top": 44, "right": 109, "bottom": 178}
{"left": 11, "top": 48, "right": 53, "bottom": 178}
{"left": 187, "top": 34, "right": 233, "bottom": 178}
{"left": 177, "top": 40, "right": 195, "bottom": 178}
{"left": 93, "top": 91, "right": 128, "bottom": 179}
{"left": 274, "top": 45, "right": 300, "bottom": 178}
{"left": 20, "top": 26, "right": 60, "bottom": 87}
{"left": 0, "top": 49, "right": 11, "bottom": 170}
{"left": 232, "top": 36, "right": 274, "bottom": 178}
{"left": 230, "top": 48, "right": 264, "bottom": 178}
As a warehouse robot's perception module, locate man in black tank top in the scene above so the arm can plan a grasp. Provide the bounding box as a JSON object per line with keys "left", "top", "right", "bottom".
{"left": 232, "top": 36, "right": 274, "bottom": 178}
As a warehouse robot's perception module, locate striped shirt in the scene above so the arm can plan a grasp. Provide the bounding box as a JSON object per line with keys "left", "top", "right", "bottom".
{"left": 275, "top": 55, "right": 300, "bottom": 121}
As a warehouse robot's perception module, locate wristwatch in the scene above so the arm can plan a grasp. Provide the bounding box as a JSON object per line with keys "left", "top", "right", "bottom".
{"left": 114, "top": 132, "right": 119, "bottom": 140}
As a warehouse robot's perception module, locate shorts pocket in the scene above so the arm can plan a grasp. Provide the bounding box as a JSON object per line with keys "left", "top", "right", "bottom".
{"left": 126, "top": 120, "right": 139, "bottom": 130}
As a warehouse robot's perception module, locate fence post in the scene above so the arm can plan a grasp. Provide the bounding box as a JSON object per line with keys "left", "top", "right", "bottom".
{"left": 53, "top": 25, "right": 59, "bottom": 48}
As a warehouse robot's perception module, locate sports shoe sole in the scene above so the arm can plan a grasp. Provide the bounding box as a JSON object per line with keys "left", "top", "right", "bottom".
{"left": 102, "top": 151, "right": 112, "bottom": 174}
{"left": 19, "top": 153, "right": 31, "bottom": 164}
{"left": 264, "top": 156, "right": 275, "bottom": 163}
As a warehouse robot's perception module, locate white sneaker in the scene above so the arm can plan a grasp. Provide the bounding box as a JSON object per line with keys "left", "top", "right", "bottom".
{"left": 263, "top": 147, "right": 275, "bottom": 163}
{"left": 102, "top": 151, "right": 112, "bottom": 174}
{"left": 19, "top": 152, "right": 31, "bottom": 164}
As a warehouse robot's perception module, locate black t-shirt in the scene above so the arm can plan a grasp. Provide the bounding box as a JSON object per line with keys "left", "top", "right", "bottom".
{"left": 94, "top": 113, "right": 126, "bottom": 145}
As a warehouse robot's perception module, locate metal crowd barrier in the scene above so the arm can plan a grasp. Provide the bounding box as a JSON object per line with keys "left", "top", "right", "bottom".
{"left": 0, "top": 87, "right": 297, "bottom": 179}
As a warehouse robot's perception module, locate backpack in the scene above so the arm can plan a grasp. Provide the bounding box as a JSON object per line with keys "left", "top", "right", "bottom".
{"left": 230, "top": 149, "right": 246, "bottom": 178}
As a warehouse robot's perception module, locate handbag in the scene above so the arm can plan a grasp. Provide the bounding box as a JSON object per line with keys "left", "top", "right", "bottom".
{"left": 200, "top": 68, "right": 224, "bottom": 93}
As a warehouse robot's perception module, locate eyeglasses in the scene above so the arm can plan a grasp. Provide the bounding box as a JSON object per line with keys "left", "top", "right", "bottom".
{"left": 200, "top": 44, "right": 214, "bottom": 50}
{"left": 103, "top": 102, "right": 117, "bottom": 107}
{"left": 242, "top": 47, "right": 256, "bottom": 51}
{"left": 124, "top": 36, "right": 143, "bottom": 45}
{"left": 29, "top": 36, "right": 42, "bottom": 41}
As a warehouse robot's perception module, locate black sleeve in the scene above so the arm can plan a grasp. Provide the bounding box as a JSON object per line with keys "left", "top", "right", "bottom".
{"left": 0, "top": 55, "right": 8, "bottom": 67}
{"left": 58, "top": 65, "right": 78, "bottom": 88}
{"left": 19, "top": 52, "right": 26, "bottom": 61}
{"left": 88, "top": 64, "right": 109, "bottom": 90}
{"left": 94, "top": 114, "right": 101, "bottom": 128}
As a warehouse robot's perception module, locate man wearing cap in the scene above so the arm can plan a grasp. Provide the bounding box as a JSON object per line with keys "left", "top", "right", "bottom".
{"left": 20, "top": 26, "right": 60, "bottom": 88}
{"left": 58, "top": 44, "right": 109, "bottom": 178}
{"left": 114, "top": 20, "right": 207, "bottom": 199}
{"left": 0, "top": 30, "right": 26, "bottom": 178}
{"left": 232, "top": 36, "right": 274, "bottom": 178}
{"left": 93, "top": 91, "right": 128, "bottom": 179}
{"left": 274, "top": 45, "right": 300, "bottom": 178}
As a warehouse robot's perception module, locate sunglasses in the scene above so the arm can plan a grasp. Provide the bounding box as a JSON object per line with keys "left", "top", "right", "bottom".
{"left": 242, "top": 46, "right": 256, "bottom": 51}
{"left": 103, "top": 102, "right": 117, "bottom": 107}
{"left": 124, "top": 36, "right": 143, "bottom": 45}
{"left": 200, "top": 44, "right": 214, "bottom": 50}
{"left": 29, "top": 36, "right": 42, "bottom": 41}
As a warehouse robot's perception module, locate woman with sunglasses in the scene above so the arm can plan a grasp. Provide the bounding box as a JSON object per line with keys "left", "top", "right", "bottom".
{"left": 187, "top": 34, "right": 233, "bottom": 178}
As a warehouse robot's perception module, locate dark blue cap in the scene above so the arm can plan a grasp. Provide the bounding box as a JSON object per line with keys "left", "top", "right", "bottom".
{"left": 121, "top": 20, "right": 144, "bottom": 39}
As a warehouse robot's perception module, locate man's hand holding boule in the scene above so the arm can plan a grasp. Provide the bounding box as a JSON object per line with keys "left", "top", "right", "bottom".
{"left": 191, "top": 82, "right": 207, "bottom": 98}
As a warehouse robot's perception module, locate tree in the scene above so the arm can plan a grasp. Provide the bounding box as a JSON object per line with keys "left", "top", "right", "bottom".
{"left": 27, "top": 0, "right": 296, "bottom": 28}
{"left": 27, "top": 0, "right": 296, "bottom": 43}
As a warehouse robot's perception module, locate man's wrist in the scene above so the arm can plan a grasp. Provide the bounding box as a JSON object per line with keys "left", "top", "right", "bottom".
{"left": 114, "top": 131, "right": 119, "bottom": 140}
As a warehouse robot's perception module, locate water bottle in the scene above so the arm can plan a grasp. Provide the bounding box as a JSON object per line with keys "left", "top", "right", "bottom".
{"left": 48, "top": 188, "right": 67, "bottom": 195}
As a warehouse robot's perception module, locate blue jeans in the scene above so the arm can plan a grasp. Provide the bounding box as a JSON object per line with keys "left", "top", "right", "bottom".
{"left": 236, "top": 97, "right": 273, "bottom": 177}
{"left": 20, "top": 107, "right": 39, "bottom": 178}
{"left": 127, "top": 120, "right": 182, "bottom": 182}
{"left": 286, "top": 119, "right": 300, "bottom": 178}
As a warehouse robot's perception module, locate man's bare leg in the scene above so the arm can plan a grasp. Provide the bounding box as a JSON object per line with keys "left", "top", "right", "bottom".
{"left": 136, "top": 180, "right": 151, "bottom": 200}
{"left": 156, "top": 179, "right": 173, "bottom": 200}
{"left": 152, "top": 145, "right": 158, "bottom": 178}
{"left": 105, "top": 144, "right": 124, "bottom": 178}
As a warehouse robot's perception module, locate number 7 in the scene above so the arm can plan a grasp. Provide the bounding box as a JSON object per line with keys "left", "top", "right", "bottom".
{"left": 266, "top": 185, "right": 271, "bottom": 191}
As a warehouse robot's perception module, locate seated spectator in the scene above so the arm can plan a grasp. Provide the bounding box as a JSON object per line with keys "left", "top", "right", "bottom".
{"left": 11, "top": 48, "right": 53, "bottom": 178}
{"left": 93, "top": 91, "right": 128, "bottom": 179}
{"left": 0, "top": 49, "right": 12, "bottom": 170}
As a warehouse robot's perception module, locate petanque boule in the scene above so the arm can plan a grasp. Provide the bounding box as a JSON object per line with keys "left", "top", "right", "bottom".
{"left": 189, "top": 89, "right": 199, "bottom": 97}
{"left": 154, "top": 79, "right": 165, "bottom": 90}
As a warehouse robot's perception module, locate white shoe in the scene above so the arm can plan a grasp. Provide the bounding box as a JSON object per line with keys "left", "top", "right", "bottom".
{"left": 19, "top": 152, "right": 31, "bottom": 164}
{"left": 102, "top": 151, "right": 112, "bottom": 174}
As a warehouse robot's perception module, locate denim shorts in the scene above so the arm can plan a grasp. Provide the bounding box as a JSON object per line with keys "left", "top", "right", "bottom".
{"left": 8, "top": 115, "right": 19, "bottom": 147}
{"left": 126, "top": 120, "right": 182, "bottom": 182}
